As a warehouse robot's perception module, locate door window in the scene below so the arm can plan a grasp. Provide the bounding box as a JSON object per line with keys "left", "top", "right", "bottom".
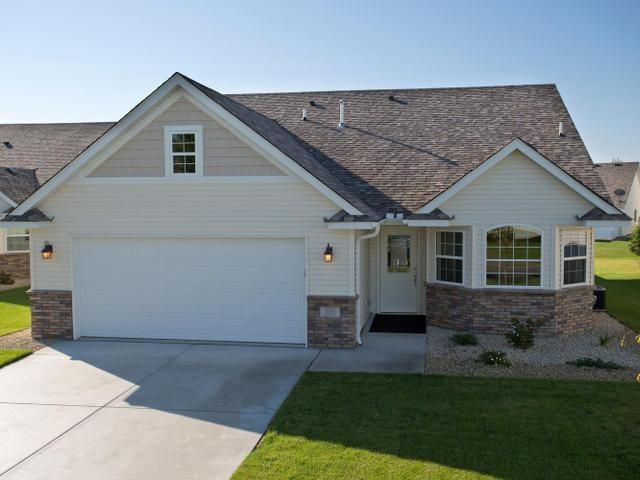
{"left": 387, "top": 235, "right": 410, "bottom": 272}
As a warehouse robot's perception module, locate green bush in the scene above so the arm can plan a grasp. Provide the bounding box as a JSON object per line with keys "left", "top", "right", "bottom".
{"left": 506, "top": 318, "right": 542, "bottom": 350}
{"left": 598, "top": 333, "right": 615, "bottom": 347}
{"left": 451, "top": 333, "right": 478, "bottom": 346}
{"left": 476, "top": 350, "right": 511, "bottom": 367}
{"left": 629, "top": 225, "right": 640, "bottom": 257}
{"left": 0, "top": 270, "right": 14, "bottom": 285}
{"left": 567, "top": 358, "right": 625, "bottom": 370}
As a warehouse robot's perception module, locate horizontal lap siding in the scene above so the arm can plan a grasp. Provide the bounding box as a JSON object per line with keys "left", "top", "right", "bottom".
{"left": 32, "top": 181, "right": 351, "bottom": 295}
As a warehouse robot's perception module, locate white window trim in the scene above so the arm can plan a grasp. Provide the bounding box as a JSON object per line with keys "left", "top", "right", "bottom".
{"left": 434, "top": 230, "right": 465, "bottom": 286}
{"left": 5, "top": 228, "right": 30, "bottom": 253}
{"left": 164, "top": 125, "right": 204, "bottom": 177}
{"left": 482, "top": 224, "right": 544, "bottom": 290}
{"left": 561, "top": 230, "right": 590, "bottom": 287}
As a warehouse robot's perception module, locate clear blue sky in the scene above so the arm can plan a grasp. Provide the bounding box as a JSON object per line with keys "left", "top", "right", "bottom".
{"left": 1, "top": 0, "right": 638, "bottom": 163}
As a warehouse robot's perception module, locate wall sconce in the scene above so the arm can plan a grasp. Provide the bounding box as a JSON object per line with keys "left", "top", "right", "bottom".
{"left": 323, "top": 243, "right": 334, "bottom": 263}
{"left": 41, "top": 242, "right": 53, "bottom": 260}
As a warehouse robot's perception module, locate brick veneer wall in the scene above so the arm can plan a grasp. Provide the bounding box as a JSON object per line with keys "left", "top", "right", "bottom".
{"left": 425, "top": 283, "right": 594, "bottom": 335}
{"left": 0, "top": 253, "right": 30, "bottom": 280}
{"left": 29, "top": 290, "right": 73, "bottom": 339}
{"left": 307, "top": 295, "right": 357, "bottom": 348}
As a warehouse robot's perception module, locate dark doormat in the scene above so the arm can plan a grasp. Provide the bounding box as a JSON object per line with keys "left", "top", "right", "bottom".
{"left": 369, "top": 314, "right": 426, "bottom": 334}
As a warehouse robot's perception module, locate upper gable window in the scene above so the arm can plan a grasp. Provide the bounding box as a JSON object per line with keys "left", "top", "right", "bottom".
{"left": 164, "top": 125, "right": 203, "bottom": 176}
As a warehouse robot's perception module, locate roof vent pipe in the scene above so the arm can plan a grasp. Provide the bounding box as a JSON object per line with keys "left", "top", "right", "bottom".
{"left": 338, "top": 99, "right": 345, "bottom": 128}
{"left": 302, "top": 108, "right": 307, "bottom": 121}
{"left": 558, "top": 122, "right": 564, "bottom": 136}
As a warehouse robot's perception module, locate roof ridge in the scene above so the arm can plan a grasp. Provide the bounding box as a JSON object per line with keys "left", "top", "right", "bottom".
{"left": 0, "top": 121, "right": 115, "bottom": 127}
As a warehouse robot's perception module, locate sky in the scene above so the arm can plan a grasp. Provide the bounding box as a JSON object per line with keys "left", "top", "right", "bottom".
{"left": 0, "top": 0, "right": 638, "bottom": 163}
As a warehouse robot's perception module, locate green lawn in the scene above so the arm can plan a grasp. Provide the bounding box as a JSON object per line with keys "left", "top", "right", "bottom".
{"left": 232, "top": 373, "right": 640, "bottom": 480}
{"left": 0, "top": 349, "right": 31, "bottom": 369}
{"left": 595, "top": 240, "right": 640, "bottom": 332}
{"left": 0, "top": 286, "right": 31, "bottom": 337}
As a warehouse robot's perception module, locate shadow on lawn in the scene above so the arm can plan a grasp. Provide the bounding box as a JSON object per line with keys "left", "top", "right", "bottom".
{"left": 264, "top": 373, "right": 640, "bottom": 480}
{"left": 595, "top": 277, "right": 640, "bottom": 332}
{"left": 0, "top": 286, "right": 31, "bottom": 307}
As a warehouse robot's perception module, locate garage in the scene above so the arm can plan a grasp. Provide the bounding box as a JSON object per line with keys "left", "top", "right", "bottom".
{"left": 73, "top": 237, "right": 307, "bottom": 344}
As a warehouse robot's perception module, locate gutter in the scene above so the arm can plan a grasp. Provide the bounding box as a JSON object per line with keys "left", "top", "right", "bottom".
{"left": 355, "top": 223, "right": 381, "bottom": 344}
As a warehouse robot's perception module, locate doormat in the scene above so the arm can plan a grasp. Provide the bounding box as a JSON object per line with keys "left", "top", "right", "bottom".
{"left": 369, "top": 314, "right": 426, "bottom": 334}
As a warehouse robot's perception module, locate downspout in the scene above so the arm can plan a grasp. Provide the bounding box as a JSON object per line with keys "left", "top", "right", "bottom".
{"left": 355, "top": 223, "right": 381, "bottom": 344}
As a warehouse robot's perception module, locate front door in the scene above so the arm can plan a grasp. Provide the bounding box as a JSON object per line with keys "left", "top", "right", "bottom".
{"left": 380, "top": 228, "right": 418, "bottom": 313}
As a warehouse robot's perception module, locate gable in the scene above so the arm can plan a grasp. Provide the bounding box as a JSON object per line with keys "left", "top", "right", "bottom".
{"left": 88, "top": 97, "right": 284, "bottom": 178}
{"left": 441, "top": 150, "right": 594, "bottom": 224}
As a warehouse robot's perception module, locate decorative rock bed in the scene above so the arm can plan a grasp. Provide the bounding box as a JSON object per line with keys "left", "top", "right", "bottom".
{"left": 425, "top": 313, "right": 640, "bottom": 382}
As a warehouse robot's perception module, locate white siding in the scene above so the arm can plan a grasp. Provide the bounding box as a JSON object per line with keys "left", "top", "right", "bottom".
{"left": 31, "top": 180, "right": 353, "bottom": 296}
{"left": 90, "top": 98, "right": 283, "bottom": 178}
{"left": 442, "top": 151, "right": 593, "bottom": 225}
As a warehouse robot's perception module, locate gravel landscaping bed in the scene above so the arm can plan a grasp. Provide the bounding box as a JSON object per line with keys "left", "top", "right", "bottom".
{"left": 425, "top": 313, "right": 640, "bottom": 382}
{"left": 0, "top": 278, "right": 29, "bottom": 292}
{"left": 0, "top": 328, "right": 53, "bottom": 351}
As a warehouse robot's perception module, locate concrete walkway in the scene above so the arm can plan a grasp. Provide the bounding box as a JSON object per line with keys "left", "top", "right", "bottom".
{"left": 309, "top": 329, "right": 426, "bottom": 373}
{"left": 0, "top": 341, "right": 317, "bottom": 480}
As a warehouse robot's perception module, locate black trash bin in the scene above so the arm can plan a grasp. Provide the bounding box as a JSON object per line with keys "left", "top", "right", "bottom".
{"left": 593, "top": 285, "right": 606, "bottom": 311}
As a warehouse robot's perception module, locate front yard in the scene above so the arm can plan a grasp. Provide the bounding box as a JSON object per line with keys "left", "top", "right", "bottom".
{"left": 0, "top": 286, "right": 33, "bottom": 369}
{"left": 595, "top": 240, "right": 640, "bottom": 332}
{"left": 233, "top": 373, "right": 640, "bottom": 480}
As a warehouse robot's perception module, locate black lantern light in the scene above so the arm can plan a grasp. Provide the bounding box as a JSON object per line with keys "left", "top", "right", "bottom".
{"left": 323, "top": 243, "right": 333, "bottom": 263}
{"left": 41, "top": 242, "right": 53, "bottom": 260}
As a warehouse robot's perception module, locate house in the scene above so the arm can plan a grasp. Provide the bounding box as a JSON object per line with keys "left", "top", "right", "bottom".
{"left": 0, "top": 73, "right": 630, "bottom": 347}
{"left": 594, "top": 160, "right": 639, "bottom": 240}
{"left": 0, "top": 123, "right": 111, "bottom": 280}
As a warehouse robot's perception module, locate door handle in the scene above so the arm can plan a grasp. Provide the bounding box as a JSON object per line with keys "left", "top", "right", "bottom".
{"left": 413, "top": 272, "right": 417, "bottom": 286}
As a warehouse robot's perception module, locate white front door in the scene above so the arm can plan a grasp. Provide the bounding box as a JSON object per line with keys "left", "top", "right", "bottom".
{"left": 380, "top": 228, "right": 418, "bottom": 313}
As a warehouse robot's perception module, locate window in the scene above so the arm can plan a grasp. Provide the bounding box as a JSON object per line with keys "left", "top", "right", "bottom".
{"left": 435, "top": 231, "right": 463, "bottom": 284}
{"left": 562, "top": 230, "right": 589, "bottom": 286}
{"left": 6, "top": 228, "right": 29, "bottom": 252}
{"left": 164, "top": 125, "right": 203, "bottom": 176}
{"left": 486, "top": 226, "right": 542, "bottom": 287}
{"left": 387, "top": 235, "right": 410, "bottom": 272}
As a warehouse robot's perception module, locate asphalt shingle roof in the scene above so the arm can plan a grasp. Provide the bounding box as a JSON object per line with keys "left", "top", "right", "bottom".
{"left": 595, "top": 161, "right": 639, "bottom": 208}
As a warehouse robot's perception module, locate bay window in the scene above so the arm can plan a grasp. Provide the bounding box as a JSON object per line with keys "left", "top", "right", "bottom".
{"left": 486, "top": 226, "right": 542, "bottom": 287}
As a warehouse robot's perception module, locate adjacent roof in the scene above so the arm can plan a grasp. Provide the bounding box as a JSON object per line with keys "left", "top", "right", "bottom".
{"left": 578, "top": 207, "right": 631, "bottom": 222}
{"left": 595, "top": 161, "right": 639, "bottom": 208}
{"left": 0, "top": 122, "right": 113, "bottom": 202}
{"left": 0, "top": 75, "right": 618, "bottom": 219}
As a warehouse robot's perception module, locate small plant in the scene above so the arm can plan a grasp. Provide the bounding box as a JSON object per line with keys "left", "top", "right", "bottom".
{"left": 629, "top": 225, "right": 640, "bottom": 257}
{"left": 451, "top": 333, "right": 478, "bottom": 346}
{"left": 0, "top": 270, "right": 14, "bottom": 285}
{"left": 506, "top": 318, "right": 542, "bottom": 350}
{"left": 567, "top": 358, "right": 625, "bottom": 370}
{"left": 598, "top": 333, "right": 615, "bottom": 347}
{"left": 476, "top": 350, "right": 511, "bottom": 367}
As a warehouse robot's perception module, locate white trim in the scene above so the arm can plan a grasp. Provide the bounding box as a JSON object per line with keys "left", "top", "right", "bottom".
{"left": 327, "top": 222, "right": 378, "bottom": 230}
{"left": 163, "top": 125, "right": 204, "bottom": 177}
{"left": 0, "top": 191, "right": 17, "bottom": 208}
{"left": 13, "top": 74, "right": 364, "bottom": 217}
{"left": 481, "top": 224, "right": 545, "bottom": 290}
{"left": 0, "top": 221, "right": 50, "bottom": 229}
{"left": 418, "top": 138, "right": 622, "bottom": 216}
{"left": 560, "top": 228, "right": 590, "bottom": 287}
{"left": 582, "top": 220, "right": 630, "bottom": 227}
{"left": 78, "top": 175, "right": 296, "bottom": 185}
{"left": 433, "top": 230, "right": 465, "bottom": 286}
{"left": 403, "top": 219, "right": 451, "bottom": 227}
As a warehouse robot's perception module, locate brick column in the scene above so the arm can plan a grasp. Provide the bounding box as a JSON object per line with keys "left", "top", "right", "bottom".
{"left": 29, "top": 290, "right": 73, "bottom": 339}
{"left": 307, "top": 295, "right": 357, "bottom": 348}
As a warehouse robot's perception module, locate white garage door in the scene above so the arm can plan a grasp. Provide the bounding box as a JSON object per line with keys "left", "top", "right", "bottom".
{"left": 73, "top": 237, "right": 306, "bottom": 344}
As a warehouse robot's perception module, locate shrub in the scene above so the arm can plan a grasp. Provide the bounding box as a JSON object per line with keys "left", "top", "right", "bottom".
{"left": 629, "top": 225, "right": 640, "bottom": 257}
{"left": 0, "top": 270, "right": 14, "bottom": 285}
{"left": 451, "top": 333, "right": 478, "bottom": 346}
{"left": 567, "top": 358, "right": 625, "bottom": 370}
{"left": 476, "top": 350, "right": 511, "bottom": 367}
{"left": 506, "top": 318, "right": 542, "bottom": 350}
{"left": 598, "top": 333, "right": 615, "bottom": 347}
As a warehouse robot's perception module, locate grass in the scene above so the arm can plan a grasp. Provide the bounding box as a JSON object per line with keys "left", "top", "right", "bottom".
{"left": 595, "top": 240, "right": 640, "bottom": 332}
{"left": 0, "top": 286, "right": 31, "bottom": 337}
{"left": 232, "top": 373, "right": 640, "bottom": 480}
{"left": 0, "top": 349, "right": 31, "bottom": 368}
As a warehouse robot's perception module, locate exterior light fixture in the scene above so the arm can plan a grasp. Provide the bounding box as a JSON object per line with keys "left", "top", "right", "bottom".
{"left": 41, "top": 242, "right": 53, "bottom": 260}
{"left": 323, "top": 243, "right": 334, "bottom": 263}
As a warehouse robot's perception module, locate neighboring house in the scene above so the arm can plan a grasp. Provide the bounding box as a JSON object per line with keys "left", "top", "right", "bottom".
{"left": 0, "top": 124, "right": 112, "bottom": 280}
{"left": 594, "top": 160, "right": 640, "bottom": 239}
{"left": 0, "top": 73, "right": 629, "bottom": 347}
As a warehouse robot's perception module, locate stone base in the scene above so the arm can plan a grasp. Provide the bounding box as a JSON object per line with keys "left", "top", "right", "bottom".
{"left": 307, "top": 295, "right": 357, "bottom": 348}
{"left": 425, "top": 283, "right": 594, "bottom": 335}
{"left": 29, "top": 290, "right": 73, "bottom": 339}
{"left": 0, "top": 252, "right": 30, "bottom": 280}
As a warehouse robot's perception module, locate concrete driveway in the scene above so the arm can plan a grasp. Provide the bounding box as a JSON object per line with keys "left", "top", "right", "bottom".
{"left": 0, "top": 341, "right": 318, "bottom": 480}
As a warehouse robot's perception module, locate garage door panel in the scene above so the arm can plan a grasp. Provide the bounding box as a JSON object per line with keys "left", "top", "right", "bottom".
{"left": 74, "top": 237, "right": 306, "bottom": 344}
